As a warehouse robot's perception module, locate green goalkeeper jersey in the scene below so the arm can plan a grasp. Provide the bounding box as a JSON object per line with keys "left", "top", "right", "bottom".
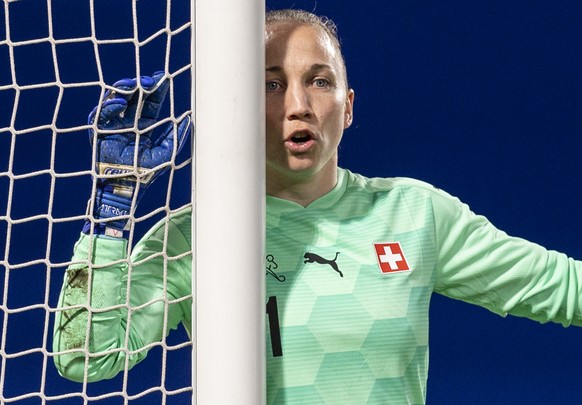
{"left": 54, "top": 168, "right": 582, "bottom": 404}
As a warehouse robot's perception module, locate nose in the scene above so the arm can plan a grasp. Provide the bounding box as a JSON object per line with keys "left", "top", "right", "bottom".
{"left": 285, "top": 83, "right": 312, "bottom": 120}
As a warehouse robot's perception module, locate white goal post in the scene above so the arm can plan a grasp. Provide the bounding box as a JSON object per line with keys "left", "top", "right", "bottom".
{"left": 193, "top": 1, "right": 265, "bottom": 404}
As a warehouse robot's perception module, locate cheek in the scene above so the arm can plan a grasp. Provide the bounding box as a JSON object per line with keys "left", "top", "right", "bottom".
{"left": 265, "top": 118, "right": 282, "bottom": 155}
{"left": 265, "top": 116, "right": 280, "bottom": 140}
{"left": 324, "top": 102, "right": 349, "bottom": 140}
{"left": 265, "top": 99, "right": 283, "bottom": 134}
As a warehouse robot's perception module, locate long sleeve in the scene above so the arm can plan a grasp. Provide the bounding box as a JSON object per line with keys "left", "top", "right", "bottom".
{"left": 431, "top": 188, "right": 582, "bottom": 326}
{"left": 53, "top": 208, "right": 192, "bottom": 382}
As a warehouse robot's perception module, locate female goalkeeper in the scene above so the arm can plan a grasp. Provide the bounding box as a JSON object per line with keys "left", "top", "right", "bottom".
{"left": 54, "top": 9, "right": 582, "bottom": 405}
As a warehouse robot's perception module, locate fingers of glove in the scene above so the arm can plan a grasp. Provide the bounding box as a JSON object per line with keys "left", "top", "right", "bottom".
{"left": 110, "top": 75, "right": 159, "bottom": 120}
{"left": 146, "top": 116, "right": 192, "bottom": 167}
{"left": 93, "top": 73, "right": 166, "bottom": 124}
{"left": 140, "top": 71, "right": 170, "bottom": 120}
{"left": 88, "top": 99, "right": 131, "bottom": 144}
{"left": 126, "top": 71, "right": 170, "bottom": 137}
{"left": 173, "top": 115, "right": 192, "bottom": 155}
{"left": 90, "top": 98, "right": 157, "bottom": 133}
{"left": 157, "top": 116, "right": 191, "bottom": 154}
{"left": 121, "top": 80, "right": 151, "bottom": 120}
{"left": 135, "top": 117, "right": 190, "bottom": 170}
{"left": 102, "top": 117, "right": 188, "bottom": 170}
{"left": 87, "top": 85, "right": 129, "bottom": 129}
{"left": 147, "top": 71, "right": 170, "bottom": 103}
{"left": 103, "top": 76, "right": 155, "bottom": 112}
{"left": 89, "top": 98, "right": 129, "bottom": 126}
{"left": 111, "top": 76, "right": 156, "bottom": 93}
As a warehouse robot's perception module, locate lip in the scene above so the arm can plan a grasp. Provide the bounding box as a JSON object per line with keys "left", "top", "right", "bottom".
{"left": 284, "top": 129, "right": 317, "bottom": 153}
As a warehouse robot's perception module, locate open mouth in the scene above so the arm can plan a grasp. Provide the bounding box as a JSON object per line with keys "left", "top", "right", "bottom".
{"left": 285, "top": 132, "right": 315, "bottom": 152}
{"left": 290, "top": 133, "right": 313, "bottom": 144}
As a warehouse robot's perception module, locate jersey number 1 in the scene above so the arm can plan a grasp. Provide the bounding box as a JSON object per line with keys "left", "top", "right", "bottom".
{"left": 266, "top": 296, "right": 282, "bottom": 357}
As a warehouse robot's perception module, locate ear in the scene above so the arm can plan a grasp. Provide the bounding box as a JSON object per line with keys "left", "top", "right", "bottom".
{"left": 343, "top": 89, "right": 355, "bottom": 129}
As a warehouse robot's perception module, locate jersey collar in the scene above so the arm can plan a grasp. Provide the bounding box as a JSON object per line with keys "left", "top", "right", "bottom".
{"left": 267, "top": 168, "right": 348, "bottom": 213}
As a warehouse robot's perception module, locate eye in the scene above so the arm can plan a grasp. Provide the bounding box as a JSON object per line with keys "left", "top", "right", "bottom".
{"left": 266, "top": 81, "right": 280, "bottom": 91}
{"left": 313, "top": 78, "right": 330, "bottom": 88}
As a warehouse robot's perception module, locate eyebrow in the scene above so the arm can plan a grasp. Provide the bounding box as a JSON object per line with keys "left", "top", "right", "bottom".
{"left": 266, "top": 64, "right": 335, "bottom": 75}
{"left": 266, "top": 66, "right": 283, "bottom": 73}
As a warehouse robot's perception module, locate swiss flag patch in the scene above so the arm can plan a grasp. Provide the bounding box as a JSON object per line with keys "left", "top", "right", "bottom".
{"left": 374, "top": 242, "right": 411, "bottom": 274}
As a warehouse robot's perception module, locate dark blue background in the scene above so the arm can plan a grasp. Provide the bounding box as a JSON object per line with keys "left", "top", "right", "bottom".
{"left": 1, "top": 0, "right": 582, "bottom": 403}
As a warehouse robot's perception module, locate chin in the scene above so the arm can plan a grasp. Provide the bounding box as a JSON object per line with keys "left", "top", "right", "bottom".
{"left": 267, "top": 160, "right": 315, "bottom": 179}
{"left": 286, "top": 160, "right": 320, "bottom": 176}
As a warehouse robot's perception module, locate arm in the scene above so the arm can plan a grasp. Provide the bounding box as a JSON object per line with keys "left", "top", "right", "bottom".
{"left": 53, "top": 210, "right": 192, "bottom": 382}
{"left": 431, "top": 187, "right": 582, "bottom": 326}
{"left": 53, "top": 71, "right": 191, "bottom": 382}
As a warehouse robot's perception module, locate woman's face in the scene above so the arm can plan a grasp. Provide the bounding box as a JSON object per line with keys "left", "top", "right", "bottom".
{"left": 265, "top": 22, "right": 354, "bottom": 184}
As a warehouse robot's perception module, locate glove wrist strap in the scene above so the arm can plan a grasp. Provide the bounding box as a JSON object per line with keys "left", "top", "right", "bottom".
{"left": 82, "top": 186, "right": 136, "bottom": 239}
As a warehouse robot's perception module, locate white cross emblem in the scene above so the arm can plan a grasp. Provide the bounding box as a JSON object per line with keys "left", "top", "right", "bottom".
{"left": 378, "top": 245, "right": 403, "bottom": 270}
{"left": 374, "top": 242, "right": 411, "bottom": 274}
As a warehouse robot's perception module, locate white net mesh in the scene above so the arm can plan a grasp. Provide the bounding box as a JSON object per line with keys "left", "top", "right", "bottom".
{"left": 0, "top": 1, "right": 192, "bottom": 403}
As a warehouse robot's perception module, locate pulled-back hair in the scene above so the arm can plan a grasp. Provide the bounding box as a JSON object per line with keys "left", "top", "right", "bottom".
{"left": 266, "top": 9, "right": 349, "bottom": 87}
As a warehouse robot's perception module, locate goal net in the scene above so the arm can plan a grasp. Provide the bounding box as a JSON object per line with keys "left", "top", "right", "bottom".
{"left": 0, "top": 1, "right": 192, "bottom": 403}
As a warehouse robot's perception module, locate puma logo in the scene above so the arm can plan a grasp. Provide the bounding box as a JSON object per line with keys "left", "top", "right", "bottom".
{"left": 303, "top": 252, "right": 343, "bottom": 277}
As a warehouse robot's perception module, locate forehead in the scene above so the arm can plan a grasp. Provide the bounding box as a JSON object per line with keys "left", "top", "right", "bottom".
{"left": 265, "top": 23, "right": 339, "bottom": 68}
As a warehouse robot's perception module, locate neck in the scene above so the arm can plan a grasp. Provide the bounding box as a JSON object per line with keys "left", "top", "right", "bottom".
{"left": 267, "top": 163, "right": 338, "bottom": 207}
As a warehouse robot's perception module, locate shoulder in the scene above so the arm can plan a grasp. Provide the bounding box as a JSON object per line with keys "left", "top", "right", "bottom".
{"left": 168, "top": 205, "right": 192, "bottom": 228}
{"left": 341, "top": 168, "right": 465, "bottom": 216}
{"left": 339, "top": 169, "right": 476, "bottom": 243}
{"left": 141, "top": 205, "right": 192, "bottom": 245}
{"left": 343, "top": 168, "right": 451, "bottom": 198}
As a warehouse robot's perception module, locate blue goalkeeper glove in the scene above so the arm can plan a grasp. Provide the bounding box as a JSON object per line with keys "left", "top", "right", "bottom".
{"left": 82, "top": 71, "right": 191, "bottom": 238}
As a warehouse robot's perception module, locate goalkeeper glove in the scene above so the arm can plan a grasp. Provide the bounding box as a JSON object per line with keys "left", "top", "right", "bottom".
{"left": 82, "top": 71, "right": 191, "bottom": 238}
